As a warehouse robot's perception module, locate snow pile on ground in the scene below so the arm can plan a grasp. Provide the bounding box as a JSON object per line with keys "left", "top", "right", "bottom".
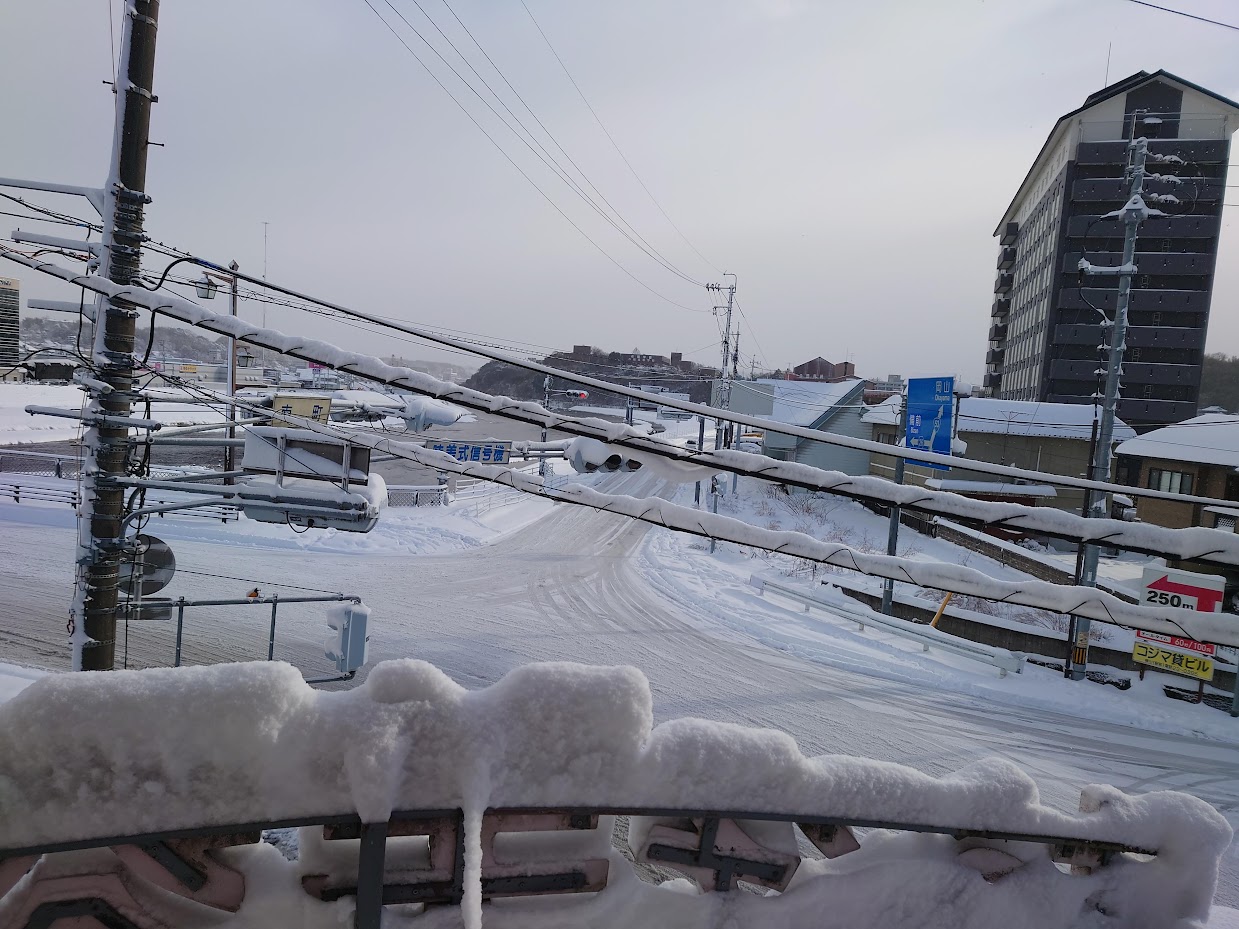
{"left": 0, "top": 660, "right": 1229, "bottom": 928}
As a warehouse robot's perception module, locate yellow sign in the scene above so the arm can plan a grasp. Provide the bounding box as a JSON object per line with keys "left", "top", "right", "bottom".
{"left": 178, "top": 363, "right": 198, "bottom": 373}
{"left": 1132, "top": 641, "right": 1214, "bottom": 682}
{"left": 271, "top": 395, "right": 332, "bottom": 428}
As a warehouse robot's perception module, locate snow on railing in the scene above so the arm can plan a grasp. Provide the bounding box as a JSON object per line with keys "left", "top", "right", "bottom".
{"left": 0, "top": 660, "right": 1227, "bottom": 929}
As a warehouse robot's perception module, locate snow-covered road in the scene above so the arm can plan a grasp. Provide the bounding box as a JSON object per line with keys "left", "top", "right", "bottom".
{"left": 2, "top": 471, "right": 1239, "bottom": 906}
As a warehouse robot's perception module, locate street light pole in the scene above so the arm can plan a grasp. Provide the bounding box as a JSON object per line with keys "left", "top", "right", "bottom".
{"left": 225, "top": 261, "right": 239, "bottom": 476}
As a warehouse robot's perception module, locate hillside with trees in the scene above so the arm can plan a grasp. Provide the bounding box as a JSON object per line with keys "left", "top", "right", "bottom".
{"left": 1199, "top": 352, "right": 1239, "bottom": 414}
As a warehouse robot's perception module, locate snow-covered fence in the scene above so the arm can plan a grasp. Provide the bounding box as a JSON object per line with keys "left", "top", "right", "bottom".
{"left": 751, "top": 575, "right": 1027, "bottom": 676}
{"left": 386, "top": 484, "right": 449, "bottom": 507}
{"left": 0, "top": 660, "right": 1228, "bottom": 929}
{"left": 0, "top": 448, "right": 79, "bottom": 480}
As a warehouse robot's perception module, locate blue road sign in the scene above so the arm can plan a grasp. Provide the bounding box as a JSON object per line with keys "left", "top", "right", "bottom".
{"left": 422, "top": 439, "right": 511, "bottom": 464}
{"left": 905, "top": 377, "right": 954, "bottom": 470}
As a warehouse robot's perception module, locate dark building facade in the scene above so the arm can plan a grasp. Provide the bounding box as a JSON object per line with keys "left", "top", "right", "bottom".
{"left": 985, "top": 71, "right": 1238, "bottom": 432}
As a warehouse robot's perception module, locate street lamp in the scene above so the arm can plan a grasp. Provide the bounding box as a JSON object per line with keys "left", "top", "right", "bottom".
{"left": 194, "top": 261, "right": 241, "bottom": 475}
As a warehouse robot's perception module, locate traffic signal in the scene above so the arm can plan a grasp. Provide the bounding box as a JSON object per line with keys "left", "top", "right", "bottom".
{"left": 565, "top": 437, "right": 642, "bottom": 473}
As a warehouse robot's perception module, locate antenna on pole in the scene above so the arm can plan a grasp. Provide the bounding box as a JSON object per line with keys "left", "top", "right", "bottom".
{"left": 1104, "top": 41, "right": 1112, "bottom": 85}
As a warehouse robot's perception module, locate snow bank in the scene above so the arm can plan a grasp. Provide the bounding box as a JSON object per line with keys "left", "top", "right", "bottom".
{"left": 0, "top": 660, "right": 1228, "bottom": 929}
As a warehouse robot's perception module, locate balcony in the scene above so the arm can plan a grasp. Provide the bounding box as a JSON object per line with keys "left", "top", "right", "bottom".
{"left": 984, "top": 372, "right": 1002, "bottom": 390}
{"left": 994, "top": 271, "right": 1013, "bottom": 295}
{"left": 1065, "top": 251, "right": 1214, "bottom": 276}
{"left": 988, "top": 323, "right": 1008, "bottom": 342}
{"left": 996, "top": 247, "right": 1016, "bottom": 270}
{"left": 1052, "top": 324, "right": 1205, "bottom": 351}
{"left": 1049, "top": 359, "right": 1200, "bottom": 386}
{"left": 1075, "top": 139, "right": 1228, "bottom": 166}
{"left": 999, "top": 222, "right": 1019, "bottom": 246}
{"left": 1116, "top": 397, "right": 1198, "bottom": 425}
{"left": 1071, "top": 176, "right": 1223, "bottom": 203}
{"left": 1066, "top": 213, "right": 1219, "bottom": 239}
{"left": 992, "top": 297, "right": 1010, "bottom": 319}
{"left": 1058, "top": 288, "right": 1211, "bottom": 313}
{"left": 986, "top": 348, "right": 1006, "bottom": 366}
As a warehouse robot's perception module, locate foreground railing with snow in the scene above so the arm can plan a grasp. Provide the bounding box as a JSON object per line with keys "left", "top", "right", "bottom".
{"left": 750, "top": 574, "right": 1027, "bottom": 676}
{"left": 0, "top": 661, "right": 1227, "bottom": 929}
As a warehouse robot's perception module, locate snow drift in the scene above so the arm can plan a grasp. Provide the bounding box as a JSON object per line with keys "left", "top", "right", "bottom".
{"left": 0, "top": 660, "right": 1228, "bottom": 928}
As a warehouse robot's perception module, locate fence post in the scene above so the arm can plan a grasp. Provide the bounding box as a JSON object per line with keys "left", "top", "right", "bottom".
{"left": 268, "top": 595, "right": 279, "bottom": 661}
{"left": 55, "top": 459, "right": 63, "bottom": 479}
{"left": 174, "top": 600, "right": 186, "bottom": 667}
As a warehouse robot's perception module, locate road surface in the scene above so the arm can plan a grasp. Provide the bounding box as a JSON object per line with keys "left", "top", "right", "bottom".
{"left": 0, "top": 470, "right": 1236, "bottom": 903}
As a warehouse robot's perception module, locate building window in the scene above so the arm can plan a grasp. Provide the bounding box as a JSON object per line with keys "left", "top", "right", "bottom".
{"left": 1148, "top": 468, "right": 1193, "bottom": 495}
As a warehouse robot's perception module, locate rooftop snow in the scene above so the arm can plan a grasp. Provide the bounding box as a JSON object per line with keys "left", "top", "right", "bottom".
{"left": 759, "top": 378, "right": 864, "bottom": 428}
{"left": 1115, "top": 414, "right": 1239, "bottom": 468}
{"left": 863, "top": 397, "right": 1135, "bottom": 442}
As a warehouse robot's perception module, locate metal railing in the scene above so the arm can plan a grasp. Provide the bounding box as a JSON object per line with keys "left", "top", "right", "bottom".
{"left": 0, "top": 477, "right": 238, "bottom": 522}
{"left": 750, "top": 575, "right": 1026, "bottom": 677}
{"left": 0, "top": 448, "right": 80, "bottom": 479}
{"left": 0, "top": 803, "right": 1153, "bottom": 929}
{"left": 386, "top": 485, "right": 449, "bottom": 507}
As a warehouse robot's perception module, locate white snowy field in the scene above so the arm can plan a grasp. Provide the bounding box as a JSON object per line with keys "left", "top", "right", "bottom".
{"left": 1, "top": 462, "right": 1239, "bottom": 918}
{"left": 0, "top": 383, "right": 226, "bottom": 444}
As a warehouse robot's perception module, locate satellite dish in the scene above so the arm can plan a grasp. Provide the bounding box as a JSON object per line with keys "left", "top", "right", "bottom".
{"left": 118, "top": 534, "right": 177, "bottom": 597}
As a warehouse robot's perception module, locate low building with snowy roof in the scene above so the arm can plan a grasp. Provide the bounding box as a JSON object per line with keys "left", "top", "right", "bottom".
{"left": 863, "top": 397, "right": 1135, "bottom": 514}
{"left": 719, "top": 377, "right": 871, "bottom": 476}
{"left": 1115, "top": 414, "right": 1239, "bottom": 530}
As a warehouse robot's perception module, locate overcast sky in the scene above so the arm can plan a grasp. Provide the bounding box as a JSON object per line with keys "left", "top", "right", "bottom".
{"left": 3, "top": 0, "right": 1238, "bottom": 382}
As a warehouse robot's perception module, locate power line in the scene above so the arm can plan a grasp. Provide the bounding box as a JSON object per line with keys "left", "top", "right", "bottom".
{"left": 358, "top": 0, "right": 709, "bottom": 309}
{"left": 410, "top": 0, "right": 708, "bottom": 287}
{"left": 1119, "top": 0, "right": 1239, "bottom": 31}
{"left": 520, "top": 0, "right": 724, "bottom": 276}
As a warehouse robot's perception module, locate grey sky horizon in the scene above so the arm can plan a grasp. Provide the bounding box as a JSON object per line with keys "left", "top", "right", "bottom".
{"left": 3, "top": 0, "right": 1237, "bottom": 384}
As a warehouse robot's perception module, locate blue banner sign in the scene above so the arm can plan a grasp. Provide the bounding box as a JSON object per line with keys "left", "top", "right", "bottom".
{"left": 905, "top": 377, "right": 954, "bottom": 470}
{"left": 423, "top": 440, "right": 511, "bottom": 464}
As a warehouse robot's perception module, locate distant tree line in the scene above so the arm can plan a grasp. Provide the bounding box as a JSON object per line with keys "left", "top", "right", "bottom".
{"left": 1199, "top": 352, "right": 1239, "bottom": 414}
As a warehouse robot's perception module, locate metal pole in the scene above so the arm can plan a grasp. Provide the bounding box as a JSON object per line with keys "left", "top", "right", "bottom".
{"left": 1065, "top": 416, "right": 1099, "bottom": 679}
{"left": 77, "top": 0, "right": 161, "bottom": 671}
{"left": 1230, "top": 665, "right": 1239, "bottom": 717}
{"left": 174, "top": 599, "right": 185, "bottom": 667}
{"left": 268, "top": 595, "right": 279, "bottom": 661}
{"left": 730, "top": 329, "right": 741, "bottom": 494}
{"left": 1070, "top": 129, "right": 1149, "bottom": 680}
{"left": 538, "top": 376, "right": 550, "bottom": 479}
{"left": 694, "top": 415, "right": 705, "bottom": 506}
{"left": 709, "top": 476, "right": 719, "bottom": 554}
{"left": 881, "top": 391, "right": 907, "bottom": 615}
{"left": 224, "top": 262, "right": 238, "bottom": 480}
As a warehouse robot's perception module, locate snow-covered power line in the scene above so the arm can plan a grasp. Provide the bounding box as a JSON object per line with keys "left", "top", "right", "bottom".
{"left": 170, "top": 383, "right": 1239, "bottom": 645}
{"left": 15, "top": 251, "right": 1239, "bottom": 571}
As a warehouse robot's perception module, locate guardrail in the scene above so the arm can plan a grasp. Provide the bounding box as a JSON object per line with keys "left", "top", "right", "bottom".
{"left": 749, "top": 575, "right": 1026, "bottom": 677}
{"left": 0, "top": 478, "right": 238, "bottom": 522}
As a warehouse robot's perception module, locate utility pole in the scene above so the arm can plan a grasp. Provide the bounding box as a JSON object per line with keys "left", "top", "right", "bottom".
{"left": 881, "top": 388, "right": 907, "bottom": 615}
{"left": 1068, "top": 115, "right": 1153, "bottom": 680}
{"left": 705, "top": 275, "right": 735, "bottom": 554}
{"left": 539, "top": 375, "right": 551, "bottom": 478}
{"left": 73, "top": 0, "right": 161, "bottom": 671}
{"left": 224, "top": 262, "right": 239, "bottom": 477}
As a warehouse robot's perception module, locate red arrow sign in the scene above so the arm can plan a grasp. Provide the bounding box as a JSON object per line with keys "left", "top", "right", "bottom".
{"left": 1148, "top": 575, "right": 1225, "bottom": 613}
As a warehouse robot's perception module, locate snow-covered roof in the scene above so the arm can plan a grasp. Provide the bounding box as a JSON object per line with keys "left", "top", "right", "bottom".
{"left": 1115, "top": 414, "right": 1239, "bottom": 468}
{"left": 861, "top": 397, "right": 1135, "bottom": 442}
{"left": 958, "top": 398, "right": 1134, "bottom": 441}
{"left": 760, "top": 378, "right": 864, "bottom": 427}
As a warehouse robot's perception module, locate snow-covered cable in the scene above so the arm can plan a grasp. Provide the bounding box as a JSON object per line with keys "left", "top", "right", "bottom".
{"left": 9, "top": 251, "right": 1239, "bottom": 568}
{"left": 189, "top": 389, "right": 1239, "bottom": 646}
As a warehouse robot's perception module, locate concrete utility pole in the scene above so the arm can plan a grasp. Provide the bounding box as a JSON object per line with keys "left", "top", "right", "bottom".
{"left": 224, "top": 262, "right": 239, "bottom": 477}
{"left": 539, "top": 375, "right": 552, "bottom": 478}
{"left": 705, "top": 274, "right": 735, "bottom": 554}
{"left": 76, "top": 0, "right": 161, "bottom": 671}
{"left": 1067, "top": 116, "right": 1153, "bottom": 680}
{"left": 881, "top": 389, "right": 907, "bottom": 616}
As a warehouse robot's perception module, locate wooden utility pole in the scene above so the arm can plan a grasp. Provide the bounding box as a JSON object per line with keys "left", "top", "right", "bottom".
{"left": 78, "top": 0, "right": 161, "bottom": 670}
